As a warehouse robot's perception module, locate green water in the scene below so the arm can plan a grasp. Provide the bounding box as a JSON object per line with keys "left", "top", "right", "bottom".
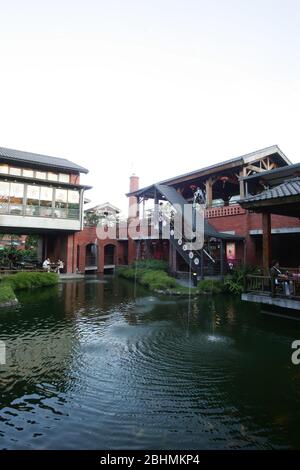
{"left": 0, "top": 277, "right": 300, "bottom": 450}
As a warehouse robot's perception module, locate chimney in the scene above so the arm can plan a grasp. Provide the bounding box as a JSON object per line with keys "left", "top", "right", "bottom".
{"left": 128, "top": 174, "right": 139, "bottom": 219}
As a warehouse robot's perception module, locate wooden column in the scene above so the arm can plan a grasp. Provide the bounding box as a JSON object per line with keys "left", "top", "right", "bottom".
{"left": 262, "top": 212, "right": 271, "bottom": 275}
{"left": 239, "top": 169, "right": 245, "bottom": 199}
{"left": 220, "top": 239, "right": 224, "bottom": 279}
{"left": 205, "top": 177, "right": 213, "bottom": 208}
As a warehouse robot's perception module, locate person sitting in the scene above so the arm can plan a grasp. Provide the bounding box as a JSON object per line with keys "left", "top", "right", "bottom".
{"left": 270, "top": 260, "right": 291, "bottom": 296}
{"left": 56, "top": 259, "right": 64, "bottom": 274}
{"left": 42, "top": 258, "right": 51, "bottom": 272}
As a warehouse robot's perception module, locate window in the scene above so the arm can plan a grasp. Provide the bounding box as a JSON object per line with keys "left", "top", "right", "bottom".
{"left": 40, "top": 186, "right": 53, "bottom": 216}
{"left": 0, "top": 164, "right": 9, "bottom": 174}
{"left": 36, "top": 171, "right": 46, "bottom": 180}
{"left": 48, "top": 172, "right": 58, "bottom": 181}
{"left": 55, "top": 188, "right": 68, "bottom": 218}
{"left": 67, "top": 190, "right": 80, "bottom": 218}
{"left": 59, "top": 173, "right": 70, "bottom": 183}
{"left": 9, "top": 183, "right": 24, "bottom": 215}
{"left": 10, "top": 167, "right": 22, "bottom": 176}
{"left": 23, "top": 169, "right": 34, "bottom": 178}
{"left": 0, "top": 181, "right": 9, "bottom": 213}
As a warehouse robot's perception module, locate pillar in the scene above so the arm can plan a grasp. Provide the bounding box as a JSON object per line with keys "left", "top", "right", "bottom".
{"left": 205, "top": 177, "right": 213, "bottom": 208}
{"left": 262, "top": 212, "right": 271, "bottom": 275}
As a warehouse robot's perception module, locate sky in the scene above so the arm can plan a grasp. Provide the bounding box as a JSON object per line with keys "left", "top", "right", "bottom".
{"left": 0, "top": 0, "right": 300, "bottom": 215}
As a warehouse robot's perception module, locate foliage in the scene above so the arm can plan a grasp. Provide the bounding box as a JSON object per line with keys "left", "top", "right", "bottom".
{"left": 139, "top": 270, "right": 177, "bottom": 290}
{"left": 0, "top": 247, "right": 38, "bottom": 266}
{"left": 2, "top": 272, "right": 59, "bottom": 291}
{"left": 25, "top": 234, "right": 39, "bottom": 249}
{"left": 224, "top": 265, "right": 259, "bottom": 294}
{"left": 0, "top": 282, "right": 16, "bottom": 304}
{"left": 132, "top": 259, "right": 169, "bottom": 271}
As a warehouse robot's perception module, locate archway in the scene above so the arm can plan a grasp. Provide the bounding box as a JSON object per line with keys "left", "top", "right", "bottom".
{"left": 104, "top": 244, "right": 116, "bottom": 266}
{"left": 85, "top": 243, "right": 98, "bottom": 269}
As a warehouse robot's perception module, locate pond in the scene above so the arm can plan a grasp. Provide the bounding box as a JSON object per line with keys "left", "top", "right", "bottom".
{"left": 0, "top": 277, "right": 300, "bottom": 450}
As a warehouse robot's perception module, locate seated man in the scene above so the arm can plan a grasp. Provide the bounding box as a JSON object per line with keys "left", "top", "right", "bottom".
{"left": 42, "top": 258, "right": 51, "bottom": 273}
{"left": 270, "top": 260, "right": 291, "bottom": 296}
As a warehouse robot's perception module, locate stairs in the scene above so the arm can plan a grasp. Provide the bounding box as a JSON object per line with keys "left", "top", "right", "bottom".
{"left": 155, "top": 184, "right": 218, "bottom": 275}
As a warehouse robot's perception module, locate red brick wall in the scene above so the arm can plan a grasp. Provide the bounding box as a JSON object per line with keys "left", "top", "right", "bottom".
{"left": 207, "top": 211, "right": 300, "bottom": 266}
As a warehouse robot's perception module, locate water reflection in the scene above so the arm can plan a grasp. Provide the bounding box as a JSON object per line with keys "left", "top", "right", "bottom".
{"left": 0, "top": 277, "right": 300, "bottom": 449}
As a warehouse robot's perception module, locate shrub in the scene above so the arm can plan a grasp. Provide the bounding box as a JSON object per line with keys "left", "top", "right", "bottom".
{"left": 132, "top": 260, "right": 169, "bottom": 271}
{"left": 0, "top": 282, "right": 16, "bottom": 303}
{"left": 2, "top": 272, "right": 59, "bottom": 291}
{"left": 140, "top": 270, "right": 177, "bottom": 290}
{"left": 224, "top": 264, "right": 259, "bottom": 294}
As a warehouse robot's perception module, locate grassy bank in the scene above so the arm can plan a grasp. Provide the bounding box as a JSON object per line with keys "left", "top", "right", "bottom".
{"left": 117, "top": 261, "right": 225, "bottom": 296}
{"left": 0, "top": 272, "right": 59, "bottom": 306}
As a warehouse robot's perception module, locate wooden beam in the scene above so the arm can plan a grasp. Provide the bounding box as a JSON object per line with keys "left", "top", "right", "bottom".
{"left": 205, "top": 177, "right": 213, "bottom": 208}
{"left": 262, "top": 212, "right": 271, "bottom": 275}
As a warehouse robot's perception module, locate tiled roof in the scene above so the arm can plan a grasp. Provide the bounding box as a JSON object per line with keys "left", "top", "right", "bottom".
{"left": 242, "top": 177, "right": 300, "bottom": 203}
{"left": 0, "top": 146, "right": 88, "bottom": 173}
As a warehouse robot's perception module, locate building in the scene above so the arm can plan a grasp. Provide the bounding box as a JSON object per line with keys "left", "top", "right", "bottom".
{"left": 126, "top": 145, "right": 300, "bottom": 275}
{"left": 240, "top": 164, "right": 300, "bottom": 311}
{"left": 0, "top": 146, "right": 90, "bottom": 272}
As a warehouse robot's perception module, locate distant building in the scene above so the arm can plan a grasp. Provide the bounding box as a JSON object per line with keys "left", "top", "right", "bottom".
{"left": 0, "top": 146, "right": 91, "bottom": 272}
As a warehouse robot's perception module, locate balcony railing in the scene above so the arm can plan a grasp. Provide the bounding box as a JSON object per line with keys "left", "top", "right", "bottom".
{"left": 244, "top": 274, "right": 300, "bottom": 300}
{"left": 205, "top": 204, "right": 246, "bottom": 219}
{"left": 0, "top": 203, "right": 80, "bottom": 220}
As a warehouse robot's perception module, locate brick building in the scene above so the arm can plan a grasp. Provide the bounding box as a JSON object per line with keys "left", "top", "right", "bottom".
{"left": 126, "top": 146, "right": 300, "bottom": 274}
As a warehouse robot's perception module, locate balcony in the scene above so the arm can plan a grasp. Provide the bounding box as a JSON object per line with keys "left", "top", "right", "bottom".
{"left": 205, "top": 204, "right": 246, "bottom": 219}
{"left": 0, "top": 203, "right": 81, "bottom": 232}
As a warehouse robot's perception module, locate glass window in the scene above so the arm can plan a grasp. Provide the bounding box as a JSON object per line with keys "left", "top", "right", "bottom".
{"left": 23, "top": 169, "right": 34, "bottom": 178}
{"left": 10, "top": 167, "right": 22, "bottom": 176}
{"left": 0, "top": 164, "right": 9, "bottom": 174}
{"left": 9, "top": 183, "right": 24, "bottom": 215}
{"left": 68, "top": 190, "right": 79, "bottom": 204}
{"left": 48, "top": 172, "right": 58, "bottom": 181}
{"left": 0, "top": 181, "right": 10, "bottom": 213}
{"left": 10, "top": 183, "right": 24, "bottom": 203}
{"left": 68, "top": 190, "right": 80, "bottom": 219}
{"left": 36, "top": 171, "right": 46, "bottom": 180}
{"left": 59, "top": 173, "right": 70, "bottom": 183}
{"left": 55, "top": 188, "right": 67, "bottom": 218}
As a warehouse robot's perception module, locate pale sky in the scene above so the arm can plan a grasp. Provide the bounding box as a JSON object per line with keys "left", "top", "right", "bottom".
{"left": 1, "top": 0, "right": 300, "bottom": 215}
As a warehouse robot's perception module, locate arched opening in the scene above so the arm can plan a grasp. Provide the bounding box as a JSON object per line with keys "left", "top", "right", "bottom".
{"left": 85, "top": 243, "right": 98, "bottom": 270}
{"left": 104, "top": 244, "right": 116, "bottom": 266}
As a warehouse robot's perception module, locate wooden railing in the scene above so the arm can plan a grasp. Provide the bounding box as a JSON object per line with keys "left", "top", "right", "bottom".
{"left": 244, "top": 274, "right": 300, "bottom": 300}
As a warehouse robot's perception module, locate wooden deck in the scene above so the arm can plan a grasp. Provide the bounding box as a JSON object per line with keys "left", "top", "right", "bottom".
{"left": 243, "top": 274, "right": 300, "bottom": 311}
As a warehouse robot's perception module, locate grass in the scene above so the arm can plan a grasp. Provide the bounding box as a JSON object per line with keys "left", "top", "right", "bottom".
{"left": 117, "top": 261, "right": 225, "bottom": 296}
{"left": 0, "top": 272, "right": 59, "bottom": 306}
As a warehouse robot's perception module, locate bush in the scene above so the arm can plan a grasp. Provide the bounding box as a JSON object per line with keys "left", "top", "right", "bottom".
{"left": 140, "top": 270, "right": 177, "bottom": 290}
{"left": 132, "top": 260, "right": 169, "bottom": 271}
{"left": 0, "top": 282, "right": 16, "bottom": 304}
{"left": 2, "top": 272, "right": 59, "bottom": 291}
{"left": 224, "top": 265, "right": 259, "bottom": 294}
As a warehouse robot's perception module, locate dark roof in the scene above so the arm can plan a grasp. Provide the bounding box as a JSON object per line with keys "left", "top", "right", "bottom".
{"left": 128, "top": 145, "right": 291, "bottom": 197}
{"left": 0, "top": 146, "right": 88, "bottom": 174}
{"left": 241, "top": 161, "right": 300, "bottom": 187}
{"left": 241, "top": 178, "right": 300, "bottom": 204}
